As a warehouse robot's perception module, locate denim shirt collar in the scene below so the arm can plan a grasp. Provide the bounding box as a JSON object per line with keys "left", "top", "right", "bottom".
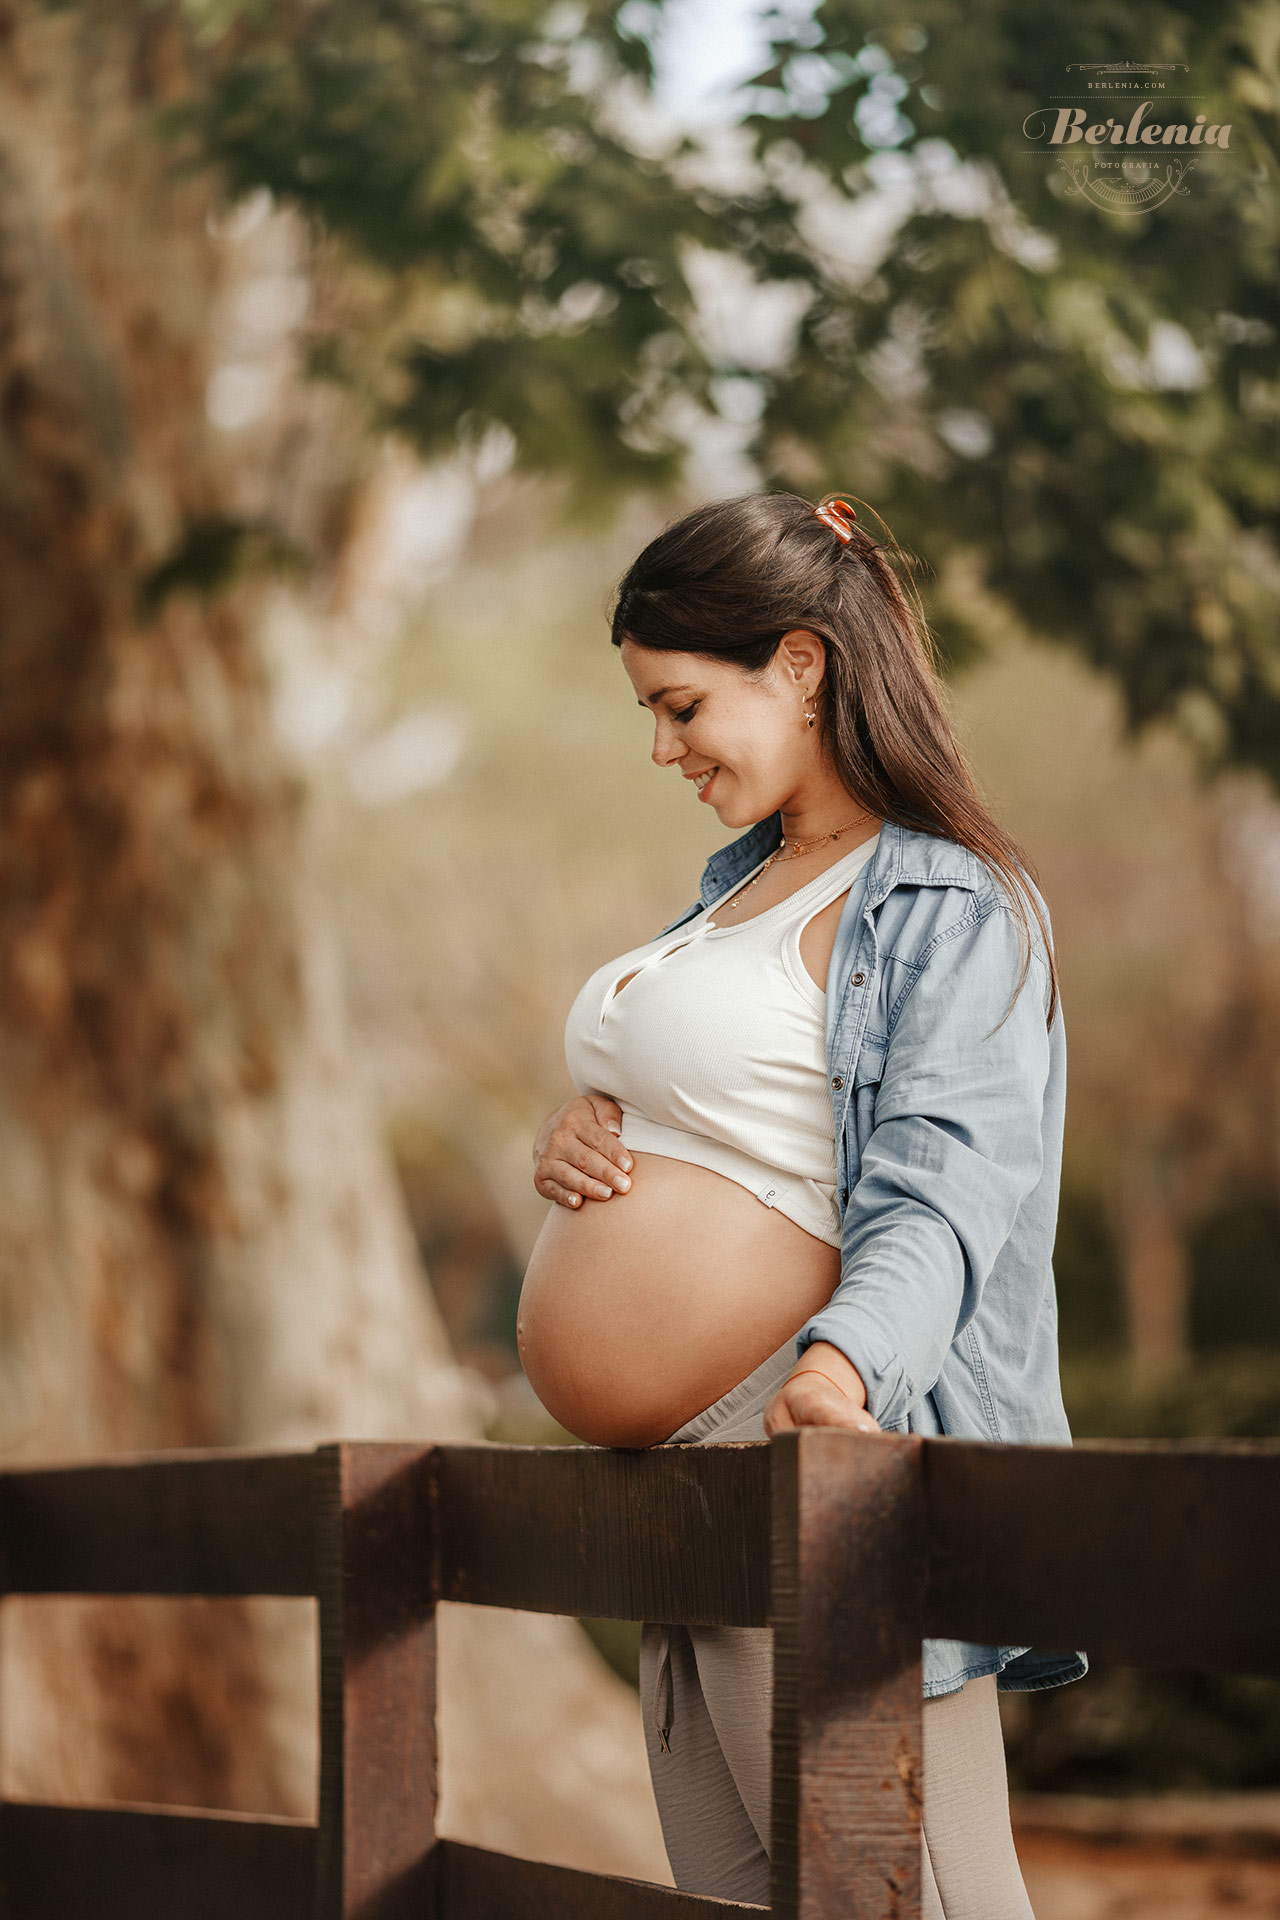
{"left": 699, "top": 814, "right": 981, "bottom": 912}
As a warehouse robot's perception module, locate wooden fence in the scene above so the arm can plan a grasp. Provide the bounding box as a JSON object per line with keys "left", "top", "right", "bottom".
{"left": 0, "top": 1429, "right": 1276, "bottom": 1918}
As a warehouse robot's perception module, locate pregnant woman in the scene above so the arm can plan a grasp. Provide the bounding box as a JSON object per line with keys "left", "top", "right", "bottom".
{"left": 520, "top": 491, "right": 1086, "bottom": 1917}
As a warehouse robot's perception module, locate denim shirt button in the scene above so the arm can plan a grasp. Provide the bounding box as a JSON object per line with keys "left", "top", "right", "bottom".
{"left": 852, "top": 971, "right": 866, "bottom": 985}
{"left": 831, "top": 1075, "right": 844, "bottom": 1089}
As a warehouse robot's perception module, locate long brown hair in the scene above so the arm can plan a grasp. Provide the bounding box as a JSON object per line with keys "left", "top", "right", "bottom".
{"left": 610, "top": 491, "right": 1059, "bottom": 1030}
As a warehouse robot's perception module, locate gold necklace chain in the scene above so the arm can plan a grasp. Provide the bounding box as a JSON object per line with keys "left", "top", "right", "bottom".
{"left": 717, "top": 815, "right": 873, "bottom": 913}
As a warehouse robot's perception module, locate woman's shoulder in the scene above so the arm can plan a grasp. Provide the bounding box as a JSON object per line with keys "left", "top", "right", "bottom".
{"left": 868, "top": 825, "right": 1054, "bottom": 973}
{"left": 876, "top": 821, "right": 1046, "bottom": 907}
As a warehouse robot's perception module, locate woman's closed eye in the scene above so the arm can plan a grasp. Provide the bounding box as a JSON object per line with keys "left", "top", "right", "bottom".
{"left": 673, "top": 703, "right": 699, "bottom": 724}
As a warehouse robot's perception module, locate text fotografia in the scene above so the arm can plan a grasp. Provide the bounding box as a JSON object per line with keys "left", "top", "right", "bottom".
{"left": 1024, "top": 101, "right": 1231, "bottom": 150}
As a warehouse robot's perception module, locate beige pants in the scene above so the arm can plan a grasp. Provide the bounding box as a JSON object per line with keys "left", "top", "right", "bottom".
{"left": 639, "top": 1339, "right": 1035, "bottom": 1918}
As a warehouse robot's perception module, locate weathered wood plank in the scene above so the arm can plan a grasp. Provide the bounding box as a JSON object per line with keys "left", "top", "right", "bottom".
{"left": 437, "top": 1839, "right": 766, "bottom": 1916}
{"left": 923, "top": 1440, "right": 1280, "bottom": 1672}
{"left": 0, "top": 1453, "right": 320, "bottom": 1597}
{"left": 0, "top": 1801, "right": 314, "bottom": 1920}
{"left": 315, "top": 1445, "right": 438, "bottom": 1920}
{"left": 433, "top": 1443, "right": 771, "bottom": 1626}
{"left": 771, "top": 1430, "right": 925, "bottom": 1920}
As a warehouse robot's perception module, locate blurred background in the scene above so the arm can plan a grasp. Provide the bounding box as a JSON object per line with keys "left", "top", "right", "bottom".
{"left": 0, "top": 0, "right": 1277, "bottom": 1912}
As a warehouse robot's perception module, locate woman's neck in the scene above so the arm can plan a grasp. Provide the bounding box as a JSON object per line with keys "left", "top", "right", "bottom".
{"left": 779, "top": 788, "right": 878, "bottom": 847}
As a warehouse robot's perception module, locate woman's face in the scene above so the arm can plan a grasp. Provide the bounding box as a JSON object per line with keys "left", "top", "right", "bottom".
{"left": 619, "top": 632, "right": 827, "bottom": 829}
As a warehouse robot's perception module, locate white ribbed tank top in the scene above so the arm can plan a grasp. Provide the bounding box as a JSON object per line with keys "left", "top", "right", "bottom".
{"left": 563, "top": 831, "right": 880, "bottom": 1247}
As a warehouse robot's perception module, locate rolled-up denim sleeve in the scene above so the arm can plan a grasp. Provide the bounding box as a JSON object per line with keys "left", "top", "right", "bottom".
{"left": 797, "top": 902, "right": 1052, "bottom": 1429}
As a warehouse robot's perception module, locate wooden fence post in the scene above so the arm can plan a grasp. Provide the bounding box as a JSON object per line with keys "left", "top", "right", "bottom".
{"left": 770, "top": 1429, "right": 926, "bottom": 1920}
{"left": 315, "top": 1444, "right": 439, "bottom": 1920}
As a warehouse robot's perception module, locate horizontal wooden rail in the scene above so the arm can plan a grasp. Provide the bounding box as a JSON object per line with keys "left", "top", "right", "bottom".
{"left": 437, "top": 1840, "right": 765, "bottom": 1915}
{"left": 434, "top": 1442, "right": 771, "bottom": 1624}
{"left": 0, "top": 1802, "right": 315, "bottom": 1919}
{"left": 0, "top": 1452, "right": 321, "bottom": 1596}
{"left": 1, "top": 1430, "right": 1277, "bottom": 1919}
{"left": 922, "top": 1436, "right": 1280, "bottom": 1672}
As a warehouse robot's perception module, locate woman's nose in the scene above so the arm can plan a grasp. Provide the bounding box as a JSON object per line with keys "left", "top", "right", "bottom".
{"left": 652, "top": 725, "right": 685, "bottom": 768}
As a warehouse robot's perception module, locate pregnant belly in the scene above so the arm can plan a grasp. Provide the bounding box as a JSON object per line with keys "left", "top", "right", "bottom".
{"left": 516, "top": 1151, "right": 840, "bottom": 1447}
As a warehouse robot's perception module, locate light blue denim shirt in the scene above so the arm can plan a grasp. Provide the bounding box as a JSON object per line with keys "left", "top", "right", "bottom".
{"left": 660, "top": 813, "right": 1088, "bottom": 1699}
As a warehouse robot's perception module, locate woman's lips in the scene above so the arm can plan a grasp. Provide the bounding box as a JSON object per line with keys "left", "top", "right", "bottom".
{"left": 694, "top": 767, "right": 720, "bottom": 801}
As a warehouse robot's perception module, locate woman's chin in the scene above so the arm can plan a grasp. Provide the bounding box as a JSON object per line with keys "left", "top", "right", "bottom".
{"left": 709, "top": 792, "right": 762, "bottom": 828}
{"left": 718, "top": 806, "right": 772, "bottom": 830}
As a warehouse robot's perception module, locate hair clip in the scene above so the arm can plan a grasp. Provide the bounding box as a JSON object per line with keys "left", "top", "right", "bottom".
{"left": 813, "top": 498, "right": 858, "bottom": 544}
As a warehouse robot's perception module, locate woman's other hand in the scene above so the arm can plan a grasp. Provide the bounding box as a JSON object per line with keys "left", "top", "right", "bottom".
{"left": 533, "top": 1093, "right": 633, "bottom": 1208}
{"left": 763, "top": 1341, "right": 881, "bottom": 1437}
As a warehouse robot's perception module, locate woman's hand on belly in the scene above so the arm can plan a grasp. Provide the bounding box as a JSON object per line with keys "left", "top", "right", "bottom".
{"left": 533, "top": 1092, "right": 633, "bottom": 1207}
{"left": 763, "top": 1342, "right": 881, "bottom": 1438}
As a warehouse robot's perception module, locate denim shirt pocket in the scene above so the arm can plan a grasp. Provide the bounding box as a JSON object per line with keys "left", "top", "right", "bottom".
{"left": 851, "top": 1034, "right": 887, "bottom": 1142}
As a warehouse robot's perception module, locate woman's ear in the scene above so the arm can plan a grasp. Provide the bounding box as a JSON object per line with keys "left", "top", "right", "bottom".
{"left": 776, "top": 627, "right": 828, "bottom": 689}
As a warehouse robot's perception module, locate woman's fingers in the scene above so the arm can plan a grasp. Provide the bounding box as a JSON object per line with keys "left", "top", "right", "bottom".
{"left": 577, "top": 1129, "right": 633, "bottom": 1182}
{"left": 762, "top": 1374, "right": 882, "bottom": 1438}
{"left": 536, "top": 1161, "right": 605, "bottom": 1204}
{"left": 537, "top": 1161, "right": 613, "bottom": 1204}
{"left": 545, "top": 1111, "right": 631, "bottom": 1187}
{"left": 532, "top": 1096, "right": 633, "bottom": 1205}
{"left": 535, "top": 1132, "right": 633, "bottom": 1205}
{"left": 762, "top": 1391, "right": 795, "bottom": 1437}
{"left": 579, "top": 1136, "right": 629, "bottom": 1182}
{"left": 587, "top": 1092, "right": 626, "bottom": 1137}
{"left": 583, "top": 1098, "right": 631, "bottom": 1173}
{"left": 535, "top": 1173, "right": 586, "bottom": 1209}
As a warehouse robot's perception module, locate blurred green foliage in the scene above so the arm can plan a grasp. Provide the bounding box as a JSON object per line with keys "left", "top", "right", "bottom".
{"left": 1053, "top": 1184, "right": 1127, "bottom": 1359}
{"left": 84, "top": 0, "right": 1280, "bottom": 799}
{"left": 141, "top": 0, "right": 811, "bottom": 518}
{"left": 1052, "top": 1177, "right": 1280, "bottom": 1375}
{"left": 1004, "top": 1663, "right": 1280, "bottom": 1795}
{"left": 1064, "top": 1349, "right": 1280, "bottom": 1437}
{"left": 135, "top": 515, "right": 309, "bottom": 619}
{"left": 744, "top": 1, "right": 1280, "bottom": 789}
{"left": 1189, "top": 1190, "right": 1280, "bottom": 1352}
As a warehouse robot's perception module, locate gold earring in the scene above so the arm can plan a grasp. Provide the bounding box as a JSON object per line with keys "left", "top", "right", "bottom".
{"left": 803, "top": 694, "right": 816, "bottom": 730}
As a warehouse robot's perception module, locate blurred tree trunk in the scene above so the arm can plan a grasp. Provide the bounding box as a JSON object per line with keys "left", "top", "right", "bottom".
{"left": 0, "top": 0, "right": 663, "bottom": 1874}
{"left": 1113, "top": 1151, "right": 1194, "bottom": 1381}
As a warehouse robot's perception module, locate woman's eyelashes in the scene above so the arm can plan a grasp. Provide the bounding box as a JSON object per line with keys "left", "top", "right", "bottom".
{"left": 672, "top": 702, "right": 699, "bottom": 724}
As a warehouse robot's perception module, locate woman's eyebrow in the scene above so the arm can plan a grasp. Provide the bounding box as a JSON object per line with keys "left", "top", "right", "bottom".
{"left": 636, "top": 686, "right": 695, "bottom": 708}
